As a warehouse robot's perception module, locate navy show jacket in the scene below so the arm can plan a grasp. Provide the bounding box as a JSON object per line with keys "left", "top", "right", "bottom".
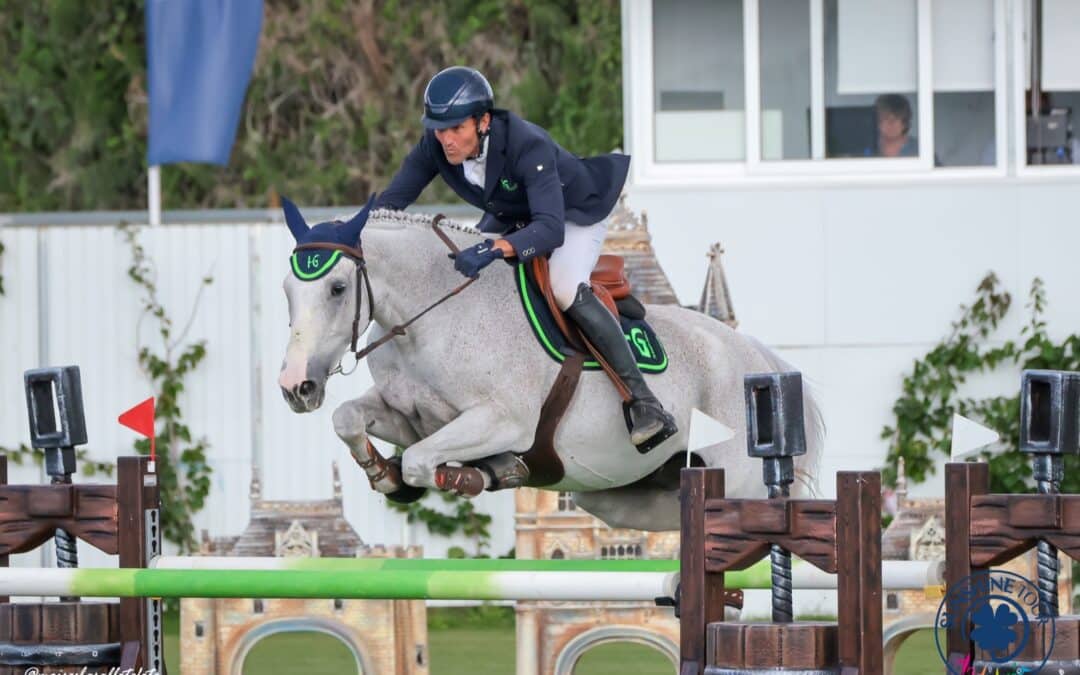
{"left": 374, "top": 109, "right": 630, "bottom": 262}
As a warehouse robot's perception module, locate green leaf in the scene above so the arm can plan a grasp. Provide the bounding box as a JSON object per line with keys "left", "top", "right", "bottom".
{"left": 882, "top": 272, "right": 1080, "bottom": 497}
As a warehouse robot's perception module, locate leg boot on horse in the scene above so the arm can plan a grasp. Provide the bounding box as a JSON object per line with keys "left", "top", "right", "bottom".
{"left": 564, "top": 283, "right": 678, "bottom": 451}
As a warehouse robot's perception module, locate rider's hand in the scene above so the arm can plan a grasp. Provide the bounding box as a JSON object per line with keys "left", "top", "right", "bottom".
{"left": 451, "top": 239, "right": 504, "bottom": 278}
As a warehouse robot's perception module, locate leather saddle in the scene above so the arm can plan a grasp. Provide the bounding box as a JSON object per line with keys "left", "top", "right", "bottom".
{"left": 531, "top": 254, "right": 646, "bottom": 346}
{"left": 530, "top": 254, "right": 649, "bottom": 401}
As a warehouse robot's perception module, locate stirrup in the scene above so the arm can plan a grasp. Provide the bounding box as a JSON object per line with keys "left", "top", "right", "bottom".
{"left": 622, "top": 401, "right": 678, "bottom": 454}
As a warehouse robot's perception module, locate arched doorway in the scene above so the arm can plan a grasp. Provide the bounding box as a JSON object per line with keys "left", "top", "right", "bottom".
{"left": 554, "top": 626, "right": 678, "bottom": 675}
{"left": 883, "top": 613, "right": 937, "bottom": 674}
{"left": 230, "top": 617, "right": 371, "bottom": 675}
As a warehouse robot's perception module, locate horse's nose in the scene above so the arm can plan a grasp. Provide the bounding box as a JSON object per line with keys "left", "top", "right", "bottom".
{"left": 299, "top": 380, "right": 317, "bottom": 397}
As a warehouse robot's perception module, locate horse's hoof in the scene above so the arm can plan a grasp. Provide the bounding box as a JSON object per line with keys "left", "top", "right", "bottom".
{"left": 385, "top": 483, "right": 428, "bottom": 504}
{"left": 384, "top": 456, "right": 428, "bottom": 504}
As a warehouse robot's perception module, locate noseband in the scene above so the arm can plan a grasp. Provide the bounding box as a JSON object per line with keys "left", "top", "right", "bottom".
{"left": 292, "top": 216, "right": 476, "bottom": 377}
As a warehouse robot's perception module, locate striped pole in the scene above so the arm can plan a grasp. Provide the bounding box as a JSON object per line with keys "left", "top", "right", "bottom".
{"left": 2, "top": 568, "right": 676, "bottom": 602}
{"left": 0, "top": 559, "right": 943, "bottom": 600}
{"left": 152, "top": 557, "right": 682, "bottom": 572}
{"left": 152, "top": 556, "right": 942, "bottom": 590}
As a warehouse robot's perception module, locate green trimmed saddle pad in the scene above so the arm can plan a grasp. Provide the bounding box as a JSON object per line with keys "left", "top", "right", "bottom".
{"left": 515, "top": 263, "right": 668, "bottom": 373}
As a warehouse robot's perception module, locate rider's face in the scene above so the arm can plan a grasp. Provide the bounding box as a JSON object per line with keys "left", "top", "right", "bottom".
{"left": 434, "top": 114, "right": 489, "bottom": 165}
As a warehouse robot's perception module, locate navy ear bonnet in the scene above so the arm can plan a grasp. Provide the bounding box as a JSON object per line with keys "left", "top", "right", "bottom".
{"left": 283, "top": 195, "right": 375, "bottom": 280}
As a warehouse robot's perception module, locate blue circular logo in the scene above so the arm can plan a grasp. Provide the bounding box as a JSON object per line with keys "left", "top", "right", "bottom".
{"left": 935, "top": 570, "right": 1056, "bottom": 674}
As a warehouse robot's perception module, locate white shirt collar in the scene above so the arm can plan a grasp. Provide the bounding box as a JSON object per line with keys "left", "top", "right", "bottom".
{"left": 463, "top": 136, "right": 489, "bottom": 189}
{"left": 471, "top": 135, "right": 489, "bottom": 162}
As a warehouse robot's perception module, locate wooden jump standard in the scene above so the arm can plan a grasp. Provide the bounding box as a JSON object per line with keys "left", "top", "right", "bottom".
{"left": 680, "top": 372, "right": 882, "bottom": 675}
{"left": 945, "top": 370, "right": 1080, "bottom": 674}
{"left": 0, "top": 367, "right": 162, "bottom": 674}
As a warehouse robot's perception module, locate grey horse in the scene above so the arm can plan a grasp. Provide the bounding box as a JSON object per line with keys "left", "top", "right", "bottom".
{"left": 279, "top": 207, "right": 823, "bottom": 531}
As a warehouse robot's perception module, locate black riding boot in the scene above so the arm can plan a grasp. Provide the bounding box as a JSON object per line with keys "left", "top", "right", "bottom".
{"left": 564, "top": 283, "right": 678, "bottom": 451}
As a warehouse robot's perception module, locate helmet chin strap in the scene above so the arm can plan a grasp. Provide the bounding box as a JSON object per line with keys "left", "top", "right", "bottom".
{"left": 468, "top": 115, "right": 491, "bottom": 160}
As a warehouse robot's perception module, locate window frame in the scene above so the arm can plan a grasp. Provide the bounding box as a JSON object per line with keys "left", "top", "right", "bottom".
{"left": 625, "top": 0, "right": 1012, "bottom": 186}
{"left": 1011, "top": 0, "right": 1080, "bottom": 178}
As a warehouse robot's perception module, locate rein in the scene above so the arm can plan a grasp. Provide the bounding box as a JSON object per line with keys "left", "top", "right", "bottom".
{"left": 294, "top": 215, "right": 476, "bottom": 377}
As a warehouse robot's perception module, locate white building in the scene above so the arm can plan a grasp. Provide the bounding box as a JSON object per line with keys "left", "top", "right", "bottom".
{"left": 622, "top": 0, "right": 1080, "bottom": 496}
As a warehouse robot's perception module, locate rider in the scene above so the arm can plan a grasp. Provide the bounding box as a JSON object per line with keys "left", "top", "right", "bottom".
{"left": 374, "top": 66, "right": 676, "bottom": 450}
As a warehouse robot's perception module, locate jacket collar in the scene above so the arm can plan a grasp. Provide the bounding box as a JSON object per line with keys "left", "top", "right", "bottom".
{"left": 481, "top": 111, "right": 508, "bottom": 203}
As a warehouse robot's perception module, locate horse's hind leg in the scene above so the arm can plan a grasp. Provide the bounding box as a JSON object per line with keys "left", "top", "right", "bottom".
{"left": 399, "top": 404, "right": 528, "bottom": 493}
{"left": 571, "top": 486, "right": 681, "bottom": 532}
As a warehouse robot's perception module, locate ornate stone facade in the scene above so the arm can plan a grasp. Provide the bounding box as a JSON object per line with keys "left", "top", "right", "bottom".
{"left": 180, "top": 463, "right": 428, "bottom": 675}
{"left": 514, "top": 488, "right": 680, "bottom": 675}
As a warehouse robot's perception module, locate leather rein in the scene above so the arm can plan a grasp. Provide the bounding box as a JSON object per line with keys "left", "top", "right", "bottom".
{"left": 293, "top": 215, "right": 476, "bottom": 377}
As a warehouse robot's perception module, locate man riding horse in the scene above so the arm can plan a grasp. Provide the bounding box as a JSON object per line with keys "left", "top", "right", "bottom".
{"left": 374, "top": 66, "right": 677, "bottom": 450}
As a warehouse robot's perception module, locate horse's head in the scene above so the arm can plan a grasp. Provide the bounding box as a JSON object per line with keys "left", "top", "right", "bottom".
{"left": 278, "top": 196, "right": 375, "bottom": 412}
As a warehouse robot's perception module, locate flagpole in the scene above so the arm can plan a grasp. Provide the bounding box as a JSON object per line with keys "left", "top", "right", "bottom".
{"left": 148, "top": 165, "right": 162, "bottom": 226}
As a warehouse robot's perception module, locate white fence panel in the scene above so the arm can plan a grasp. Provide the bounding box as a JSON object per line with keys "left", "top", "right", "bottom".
{"left": 1, "top": 216, "right": 515, "bottom": 565}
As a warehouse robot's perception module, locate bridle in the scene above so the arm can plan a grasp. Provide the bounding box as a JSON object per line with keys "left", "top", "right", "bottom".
{"left": 292, "top": 216, "right": 476, "bottom": 377}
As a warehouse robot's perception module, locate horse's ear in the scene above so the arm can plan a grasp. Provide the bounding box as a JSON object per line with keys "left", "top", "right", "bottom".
{"left": 281, "top": 197, "right": 309, "bottom": 242}
{"left": 340, "top": 193, "right": 377, "bottom": 245}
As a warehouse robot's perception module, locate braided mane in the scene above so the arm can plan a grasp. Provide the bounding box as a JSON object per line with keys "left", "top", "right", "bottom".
{"left": 364, "top": 208, "right": 480, "bottom": 236}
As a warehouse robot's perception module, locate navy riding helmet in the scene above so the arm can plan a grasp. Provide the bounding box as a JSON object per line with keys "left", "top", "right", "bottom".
{"left": 422, "top": 66, "right": 494, "bottom": 129}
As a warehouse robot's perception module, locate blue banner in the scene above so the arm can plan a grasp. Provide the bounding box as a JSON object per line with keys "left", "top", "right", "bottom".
{"left": 146, "top": 0, "right": 263, "bottom": 166}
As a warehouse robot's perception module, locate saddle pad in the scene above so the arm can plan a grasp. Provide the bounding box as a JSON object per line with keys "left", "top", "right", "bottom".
{"left": 515, "top": 263, "right": 668, "bottom": 373}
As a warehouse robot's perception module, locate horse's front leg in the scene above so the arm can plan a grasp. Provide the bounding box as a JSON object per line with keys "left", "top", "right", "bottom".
{"left": 333, "top": 388, "right": 425, "bottom": 502}
{"left": 400, "top": 404, "right": 528, "bottom": 495}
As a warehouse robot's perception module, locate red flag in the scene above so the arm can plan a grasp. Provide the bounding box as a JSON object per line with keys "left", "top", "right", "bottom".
{"left": 119, "top": 397, "right": 156, "bottom": 460}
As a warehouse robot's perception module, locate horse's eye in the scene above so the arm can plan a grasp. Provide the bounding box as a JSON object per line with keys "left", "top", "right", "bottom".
{"left": 331, "top": 281, "right": 347, "bottom": 297}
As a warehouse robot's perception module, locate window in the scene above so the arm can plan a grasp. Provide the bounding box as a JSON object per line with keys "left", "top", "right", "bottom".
{"left": 1018, "top": 0, "right": 1080, "bottom": 167}
{"left": 933, "top": 0, "right": 998, "bottom": 167}
{"left": 194, "top": 621, "right": 205, "bottom": 638}
{"left": 551, "top": 548, "right": 565, "bottom": 560}
{"left": 600, "top": 543, "right": 642, "bottom": 560}
{"left": 653, "top": 0, "right": 746, "bottom": 161}
{"left": 886, "top": 592, "right": 900, "bottom": 610}
{"left": 759, "top": 0, "right": 811, "bottom": 160}
{"left": 630, "top": 0, "right": 1022, "bottom": 182}
{"left": 823, "top": 0, "right": 920, "bottom": 160}
{"left": 253, "top": 599, "right": 264, "bottom": 614}
{"left": 557, "top": 492, "right": 576, "bottom": 511}
{"left": 333, "top": 598, "right": 344, "bottom": 611}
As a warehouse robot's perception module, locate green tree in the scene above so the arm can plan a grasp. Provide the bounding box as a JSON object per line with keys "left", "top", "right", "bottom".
{"left": 0, "top": 1, "right": 623, "bottom": 212}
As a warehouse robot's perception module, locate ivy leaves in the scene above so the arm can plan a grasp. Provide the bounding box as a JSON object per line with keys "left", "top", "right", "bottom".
{"left": 883, "top": 273, "right": 1080, "bottom": 493}
{"left": 122, "top": 224, "right": 214, "bottom": 552}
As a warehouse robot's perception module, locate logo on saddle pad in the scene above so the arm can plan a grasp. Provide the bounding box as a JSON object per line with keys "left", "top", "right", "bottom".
{"left": 628, "top": 327, "right": 655, "bottom": 359}
{"left": 515, "top": 264, "right": 667, "bottom": 373}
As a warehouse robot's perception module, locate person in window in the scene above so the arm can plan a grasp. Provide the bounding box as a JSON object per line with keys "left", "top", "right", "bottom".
{"left": 865, "top": 94, "right": 918, "bottom": 158}
{"left": 374, "top": 66, "right": 677, "bottom": 451}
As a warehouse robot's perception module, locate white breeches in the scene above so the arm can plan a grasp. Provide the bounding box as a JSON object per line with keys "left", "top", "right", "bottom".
{"left": 548, "top": 221, "right": 607, "bottom": 310}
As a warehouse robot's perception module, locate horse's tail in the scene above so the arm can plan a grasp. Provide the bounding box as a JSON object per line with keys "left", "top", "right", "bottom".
{"left": 744, "top": 335, "right": 826, "bottom": 498}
